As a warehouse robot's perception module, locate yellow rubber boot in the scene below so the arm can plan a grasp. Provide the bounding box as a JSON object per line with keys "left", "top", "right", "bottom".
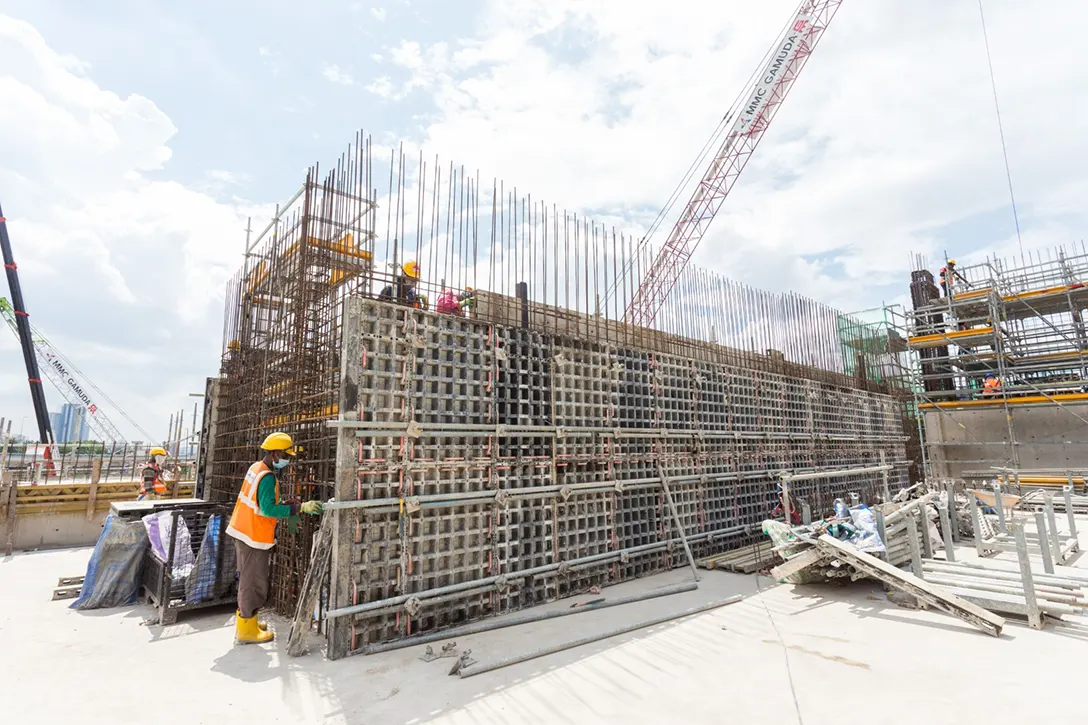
{"left": 235, "top": 613, "right": 274, "bottom": 645}
{"left": 237, "top": 609, "right": 268, "bottom": 632}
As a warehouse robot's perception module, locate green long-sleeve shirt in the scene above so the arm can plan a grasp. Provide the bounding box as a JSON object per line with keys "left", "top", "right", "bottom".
{"left": 256, "top": 472, "right": 296, "bottom": 519}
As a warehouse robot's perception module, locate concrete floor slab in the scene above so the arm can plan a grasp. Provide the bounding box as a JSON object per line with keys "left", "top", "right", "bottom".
{"left": 2, "top": 546, "right": 1086, "bottom": 725}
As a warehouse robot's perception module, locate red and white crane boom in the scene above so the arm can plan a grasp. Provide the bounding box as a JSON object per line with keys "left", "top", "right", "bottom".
{"left": 624, "top": 0, "right": 844, "bottom": 327}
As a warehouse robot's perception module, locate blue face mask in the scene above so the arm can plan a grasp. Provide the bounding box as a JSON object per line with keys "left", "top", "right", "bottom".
{"left": 272, "top": 458, "right": 290, "bottom": 470}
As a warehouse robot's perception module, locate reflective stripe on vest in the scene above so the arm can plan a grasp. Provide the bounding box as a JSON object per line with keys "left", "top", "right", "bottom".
{"left": 141, "top": 463, "right": 166, "bottom": 495}
{"left": 226, "top": 460, "right": 279, "bottom": 550}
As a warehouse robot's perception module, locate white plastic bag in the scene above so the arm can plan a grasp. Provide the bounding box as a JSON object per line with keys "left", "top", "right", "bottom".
{"left": 142, "top": 511, "right": 195, "bottom": 580}
{"left": 847, "top": 506, "right": 886, "bottom": 553}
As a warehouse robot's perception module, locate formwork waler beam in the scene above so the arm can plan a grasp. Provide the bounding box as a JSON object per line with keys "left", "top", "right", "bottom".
{"left": 324, "top": 297, "right": 910, "bottom": 658}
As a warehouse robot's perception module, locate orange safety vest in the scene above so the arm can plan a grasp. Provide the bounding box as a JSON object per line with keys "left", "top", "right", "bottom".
{"left": 984, "top": 377, "right": 1000, "bottom": 394}
{"left": 141, "top": 462, "right": 166, "bottom": 495}
{"left": 226, "top": 461, "right": 279, "bottom": 550}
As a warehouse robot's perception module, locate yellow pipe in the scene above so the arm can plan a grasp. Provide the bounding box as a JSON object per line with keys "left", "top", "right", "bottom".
{"left": 1002, "top": 283, "right": 1085, "bottom": 303}
{"left": 920, "top": 392, "right": 1088, "bottom": 409}
{"left": 951, "top": 289, "right": 991, "bottom": 302}
{"left": 1017, "top": 476, "right": 1085, "bottom": 485}
{"left": 908, "top": 326, "right": 994, "bottom": 347}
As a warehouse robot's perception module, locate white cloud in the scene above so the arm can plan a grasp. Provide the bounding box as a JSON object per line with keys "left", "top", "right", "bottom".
{"left": 207, "top": 169, "right": 244, "bottom": 185}
{"left": 257, "top": 45, "right": 284, "bottom": 76}
{"left": 0, "top": 14, "right": 269, "bottom": 440}
{"left": 321, "top": 63, "right": 356, "bottom": 86}
{"left": 374, "top": 0, "right": 1088, "bottom": 313}
{"left": 371, "top": 7, "right": 388, "bottom": 21}
{"left": 365, "top": 75, "right": 394, "bottom": 98}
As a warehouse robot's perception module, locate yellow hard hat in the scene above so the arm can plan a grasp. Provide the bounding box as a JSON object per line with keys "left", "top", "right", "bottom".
{"left": 402, "top": 260, "right": 420, "bottom": 279}
{"left": 149, "top": 447, "right": 168, "bottom": 457}
{"left": 947, "top": 259, "right": 957, "bottom": 265}
{"left": 261, "top": 431, "right": 297, "bottom": 456}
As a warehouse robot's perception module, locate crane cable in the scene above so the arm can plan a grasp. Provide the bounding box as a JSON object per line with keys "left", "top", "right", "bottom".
{"left": 977, "top": 0, "right": 1024, "bottom": 257}
{"left": 605, "top": 0, "right": 810, "bottom": 306}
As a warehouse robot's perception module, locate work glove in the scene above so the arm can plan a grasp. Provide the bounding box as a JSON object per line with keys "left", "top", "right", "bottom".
{"left": 300, "top": 500, "right": 323, "bottom": 516}
{"left": 285, "top": 516, "right": 301, "bottom": 536}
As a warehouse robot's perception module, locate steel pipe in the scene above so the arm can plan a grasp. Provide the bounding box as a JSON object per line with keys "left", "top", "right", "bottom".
{"left": 779, "top": 464, "right": 894, "bottom": 483}
{"left": 360, "top": 581, "right": 699, "bottom": 655}
{"left": 458, "top": 594, "right": 743, "bottom": 678}
{"left": 326, "top": 523, "right": 751, "bottom": 620}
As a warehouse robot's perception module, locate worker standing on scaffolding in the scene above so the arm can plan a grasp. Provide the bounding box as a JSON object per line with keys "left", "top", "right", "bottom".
{"left": 939, "top": 259, "right": 968, "bottom": 297}
{"left": 137, "top": 447, "right": 171, "bottom": 501}
{"left": 982, "top": 373, "right": 1002, "bottom": 398}
{"left": 225, "top": 432, "right": 322, "bottom": 645}
{"left": 379, "top": 260, "right": 428, "bottom": 310}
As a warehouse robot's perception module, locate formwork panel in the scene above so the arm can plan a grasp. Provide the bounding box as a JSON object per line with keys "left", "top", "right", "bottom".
{"left": 324, "top": 298, "right": 910, "bottom": 655}
{"left": 496, "top": 498, "right": 555, "bottom": 608}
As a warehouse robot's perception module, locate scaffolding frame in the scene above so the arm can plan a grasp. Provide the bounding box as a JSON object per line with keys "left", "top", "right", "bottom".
{"left": 899, "top": 243, "right": 1088, "bottom": 486}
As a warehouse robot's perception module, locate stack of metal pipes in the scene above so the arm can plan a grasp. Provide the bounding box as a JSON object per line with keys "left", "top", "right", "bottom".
{"left": 877, "top": 492, "right": 939, "bottom": 568}
{"left": 919, "top": 558, "right": 1088, "bottom": 618}
{"left": 1021, "top": 487, "right": 1088, "bottom": 516}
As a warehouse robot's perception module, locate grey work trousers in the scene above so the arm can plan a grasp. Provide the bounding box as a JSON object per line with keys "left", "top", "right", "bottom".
{"left": 234, "top": 539, "right": 271, "bottom": 619}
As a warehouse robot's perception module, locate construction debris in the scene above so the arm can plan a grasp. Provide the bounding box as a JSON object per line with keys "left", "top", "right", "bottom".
{"left": 816, "top": 535, "right": 1004, "bottom": 636}
{"left": 51, "top": 575, "right": 84, "bottom": 601}
{"left": 419, "top": 642, "right": 459, "bottom": 662}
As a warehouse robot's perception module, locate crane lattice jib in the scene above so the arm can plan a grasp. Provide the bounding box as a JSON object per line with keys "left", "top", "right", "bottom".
{"left": 0, "top": 299, "right": 130, "bottom": 443}
{"left": 625, "top": 0, "right": 844, "bottom": 328}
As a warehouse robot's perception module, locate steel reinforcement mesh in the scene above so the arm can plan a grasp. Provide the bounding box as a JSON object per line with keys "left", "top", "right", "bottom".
{"left": 326, "top": 298, "right": 909, "bottom": 656}
{"left": 202, "top": 134, "right": 919, "bottom": 619}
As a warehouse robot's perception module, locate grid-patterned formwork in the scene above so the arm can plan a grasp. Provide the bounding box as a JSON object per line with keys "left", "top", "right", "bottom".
{"left": 326, "top": 298, "right": 909, "bottom": 657}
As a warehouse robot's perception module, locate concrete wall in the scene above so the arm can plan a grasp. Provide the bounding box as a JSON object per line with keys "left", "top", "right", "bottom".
{"left": 923, "top": 401, "right": 1088, "bottom": 478}
{"left": 12, "top": 510, "right": 108, "bottom": 551}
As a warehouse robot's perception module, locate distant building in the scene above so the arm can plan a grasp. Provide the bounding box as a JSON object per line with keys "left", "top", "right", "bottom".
{"left": 55, "top": 403, "right": 91, "bottom": 443}
{"left": 48, "top": 412, "right": 61, "bottom": 439}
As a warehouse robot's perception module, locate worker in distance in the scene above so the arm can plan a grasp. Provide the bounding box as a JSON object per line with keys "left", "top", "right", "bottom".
{"left": 137, "top": 446, "right": 172, "bottom": 501}
{"left": 379, "top": 259, "right": 429, "bottom": 309}
{"left": 225, "top": 431, "right": 322, "bottom": 645}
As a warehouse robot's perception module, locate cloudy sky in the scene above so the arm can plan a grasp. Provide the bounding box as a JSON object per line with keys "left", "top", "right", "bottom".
{"left": 0, "top": 0, "right": 1084, "bottom": 442}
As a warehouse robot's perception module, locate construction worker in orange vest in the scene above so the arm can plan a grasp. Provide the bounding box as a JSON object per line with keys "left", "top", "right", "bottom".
{"left": 939, "top": 259, "right": 967, "bottom": 297}
{"left": 137, "top": 447, "right": 171, "bottom": 500}
{"left": 983, "top": 373, "right": 1001, "bottom": 397}
{"left": 226, "top": 432, "right": 322, "bottom": 645}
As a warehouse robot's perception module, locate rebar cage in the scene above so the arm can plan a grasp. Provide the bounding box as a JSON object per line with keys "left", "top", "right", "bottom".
{"left": 204, "top": 131, "right": 912, "bottom": 619}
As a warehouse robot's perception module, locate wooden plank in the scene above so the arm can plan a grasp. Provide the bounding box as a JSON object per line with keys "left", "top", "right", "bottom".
{"left": 85, "top": 482, "right": 98, "bottom": 522}
{"left": 816, "top": 535, "right": 1005, "bottom": 636}
{"left": 770, "top": 548, "right": 827, "bottom": 581}
{"left": 327, "top": 295, "right": 363, "bottom": 660}
{"left": 4, "top": 473, "right": 16, "bottom": 556}
{"left": 287, "top": 512, "right": 334, "bottom": 657}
